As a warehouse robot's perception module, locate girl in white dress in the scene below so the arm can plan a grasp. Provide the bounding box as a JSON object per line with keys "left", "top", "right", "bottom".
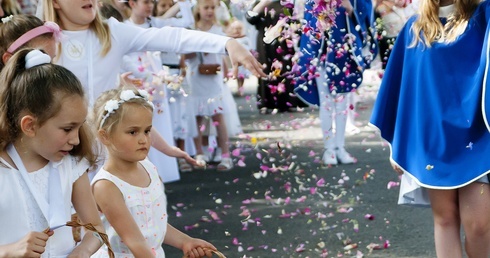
{"left": 91, "top": 88, "right": 217, "bottom": 257}
{"left": 184, "top": 0, "right": 237, "bottom": 171}
{"left": 122, "top": 0, "right": 194, "bottom": 177}
{"left": 0, "top": 49, "right": 105, "bottom": 257}
{"left": 37, "top": 0, "right": 265, "bottom": 177}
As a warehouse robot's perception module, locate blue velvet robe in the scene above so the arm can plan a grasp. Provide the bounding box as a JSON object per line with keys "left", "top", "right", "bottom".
{"left": 370, "top": 1, "right": 490, "bottom": 188}
{"left": 294, "top": 0, "right": 378, "bottom": 105}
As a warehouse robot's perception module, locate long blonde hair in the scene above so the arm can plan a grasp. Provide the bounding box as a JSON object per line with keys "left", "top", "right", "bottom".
{"left": 410, "top": 0, "right": 479, "bottom": 47}
{"left": 42, "top": 0, "right": 112, "bottom": 56}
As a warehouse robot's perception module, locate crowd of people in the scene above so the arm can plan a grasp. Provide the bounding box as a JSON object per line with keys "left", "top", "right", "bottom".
{"left": 2, "top": 0, "right": 490, "bottom": 256}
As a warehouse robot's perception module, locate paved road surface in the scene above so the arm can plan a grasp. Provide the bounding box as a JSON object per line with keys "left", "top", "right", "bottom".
{"left": 163, "top": 71, "right": 436, "bottom": 258}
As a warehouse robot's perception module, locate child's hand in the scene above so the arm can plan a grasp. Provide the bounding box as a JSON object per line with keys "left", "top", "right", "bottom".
{"left": 10, "top": 231, "right": 52, "bottom": 257}
{"left": 225, "top": 39, "right": 266, "bottom": 79}
{"left": 182, "top": 238, "right": 217, "bottom": 258}
{"left": 341, "top": 0, "right": 354, "bottom": 15}
{"left": 390, "top": 160, "right": 403, "bottom": 175}
{"left": 183, "top": 154, "right": 205, "bottom": 168}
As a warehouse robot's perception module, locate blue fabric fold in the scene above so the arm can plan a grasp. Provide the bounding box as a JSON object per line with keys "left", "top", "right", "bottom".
{"left": 294, "top": 0, "right": 378, "bottom": 105}
{"left": 371, "top": 1, "right": 490, "bottom": 188}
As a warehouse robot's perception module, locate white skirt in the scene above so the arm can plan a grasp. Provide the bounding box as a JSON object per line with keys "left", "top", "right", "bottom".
{"left": 168, "top": 91, "right": 198, "bottom": 139}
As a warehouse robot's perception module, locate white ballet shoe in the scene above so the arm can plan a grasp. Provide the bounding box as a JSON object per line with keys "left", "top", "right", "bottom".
{"left": 335, "top": 147, "right": 356, "bottom": 164}
{"left": 322, "top": 149, "right": 338, "bottom": 165}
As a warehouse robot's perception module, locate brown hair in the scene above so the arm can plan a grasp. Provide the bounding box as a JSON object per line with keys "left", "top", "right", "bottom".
{"left": 0, "top": 48, "right": 97, "bottom": 165}
{"left": 42, "top": 0, "right": 112, "bottom": 56}
{"left": 410, "top": 0, "right": 479, "bottom": 47}
{"left": 93, "top": 87, "right": 154, "bottom": 136}
{"left": 100, "top": 3, "right": 125, "bottom": 22}
{"left": 1, "top": 0, "right": 21, "bottom": 16}
{"left": 0, "top": 14, "right": 52, "bottom": 70}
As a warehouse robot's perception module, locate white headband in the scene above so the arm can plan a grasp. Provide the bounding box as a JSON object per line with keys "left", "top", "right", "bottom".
{"left": 99, "top": 89, "right": 154, "bottom": 128}
{"left": 25, "top": 49, "right": 51, "bottom": 69}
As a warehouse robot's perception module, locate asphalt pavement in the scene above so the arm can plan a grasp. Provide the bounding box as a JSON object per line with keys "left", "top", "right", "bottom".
{"left": 163, "top": 70, "right": 436, "bottom": 258}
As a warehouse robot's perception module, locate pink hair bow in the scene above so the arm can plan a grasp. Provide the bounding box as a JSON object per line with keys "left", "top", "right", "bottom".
{"left": 7, "top": 21, "right": 64, "bottom": 54}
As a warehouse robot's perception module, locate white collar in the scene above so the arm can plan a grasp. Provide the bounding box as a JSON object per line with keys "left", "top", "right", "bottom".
{"left": 439, "top": 4, "right": 455, "bottom": 18}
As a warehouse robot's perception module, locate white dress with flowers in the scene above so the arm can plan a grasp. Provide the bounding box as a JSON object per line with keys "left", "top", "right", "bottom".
{"left": 91, "top": 159, "right": 168, "bottom": 258}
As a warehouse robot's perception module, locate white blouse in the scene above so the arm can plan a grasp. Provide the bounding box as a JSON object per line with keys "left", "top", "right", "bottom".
{"left": 0, "top": 155, "right": 89, "bottom": 257}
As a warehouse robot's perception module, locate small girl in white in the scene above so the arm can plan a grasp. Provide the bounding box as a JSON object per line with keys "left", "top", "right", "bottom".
{"left": 184, "top": 0, "right": 236, "bottom": 171}
{"left": 91, "top": 88, "right": 217, "bottom": 257}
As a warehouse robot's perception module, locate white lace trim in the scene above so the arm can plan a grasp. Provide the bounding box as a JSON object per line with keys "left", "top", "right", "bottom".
{"left": 21, "top": 165, "right": 49, "bottom": 230}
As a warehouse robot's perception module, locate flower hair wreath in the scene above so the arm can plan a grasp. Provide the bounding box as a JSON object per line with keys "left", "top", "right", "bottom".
{"left": 99, "top": 89, "right": 154, "bottom": 128}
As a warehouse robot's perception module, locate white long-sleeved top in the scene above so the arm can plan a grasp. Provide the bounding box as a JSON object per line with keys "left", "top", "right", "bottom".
{"left": 56, "top": 17, "right": 230, "bottom": 106}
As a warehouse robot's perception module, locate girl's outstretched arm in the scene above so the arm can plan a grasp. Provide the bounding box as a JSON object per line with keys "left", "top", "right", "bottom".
{"left": 114, "top": 21, "right": 265, "bottom": 79}
{"left": 164, "top": 224, "right": 217, "bottom": 258}
{"left": 70, "top": 172, "right": 106, "bottom": 257}
{"left": 93, "top": 179, "right": 155, "bottom": 257}
{"left": 150, "top": 128, "right": 200, "bottom": 167}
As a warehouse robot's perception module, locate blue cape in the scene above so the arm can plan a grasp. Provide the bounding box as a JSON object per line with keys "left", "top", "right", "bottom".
{"left": 370, "top": 1, "right": 490, "bottom": 188}
{"left": 294, "top": 0, "right": 378, "bottom": 105}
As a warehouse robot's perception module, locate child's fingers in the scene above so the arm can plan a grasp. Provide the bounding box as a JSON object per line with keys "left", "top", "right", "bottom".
{"left": 244, "top": 58, "right": 267, "bottom": 78}
{"left": 204, "top": 248, "right": 214, "bottom": 257}
{"left": 232, "top": 64, "right": 239, "bottom": 79}
{"left": 186, "top": 248, "right": 201, "bottom": 258}
{"left": 185, "top": 156, "right": 200, "bottom": 167}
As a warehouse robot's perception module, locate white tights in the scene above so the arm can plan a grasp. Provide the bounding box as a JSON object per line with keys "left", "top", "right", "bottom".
{"left": 317, "top": 73, "right": 350, "bottom": 150}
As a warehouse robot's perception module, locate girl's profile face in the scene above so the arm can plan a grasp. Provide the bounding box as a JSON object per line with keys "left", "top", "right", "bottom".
{"left": 104, "top": 104, "right": 153, "bottom": 163}
{"left": 198, "top": 0, "right": 216, "bottom": 23}
{"left": 155, "top": 0, "right": 173, "bottom": 16}
{"left": 30, "top": 95, "right": 87, "bottom": 162}
{"left": 52, "top": 0, "right": 97, "bottom": 30}
{"left": 131, "top": 0, "right": 155, "bottom": 19}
